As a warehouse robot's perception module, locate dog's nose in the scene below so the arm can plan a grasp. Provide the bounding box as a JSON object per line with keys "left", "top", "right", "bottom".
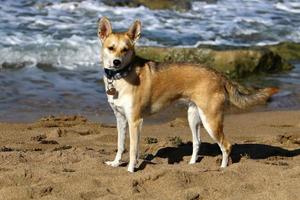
{"left": 113, "top": 59, "right": 121, "bottom": 66}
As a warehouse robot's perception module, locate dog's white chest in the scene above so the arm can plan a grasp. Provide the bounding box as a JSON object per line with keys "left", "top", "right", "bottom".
{"left": 108, "top": 93, "right": 131, "bottom": 108}
{"left": 104, "top": 78, "right": 133, "bottom": 112}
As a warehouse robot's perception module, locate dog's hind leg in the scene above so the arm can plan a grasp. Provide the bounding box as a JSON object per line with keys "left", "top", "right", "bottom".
{"left": 105, "top": 108, "right": 127, "bottom": 167}
{"left": 187, "top": 102, "right": 201, "bottom": 164}
{"left": 195, "top": 96, "right": 232, "bottom": 168}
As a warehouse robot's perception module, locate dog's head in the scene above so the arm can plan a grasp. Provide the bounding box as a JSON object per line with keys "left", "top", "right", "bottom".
{"left": 98, "top": 17, "right": 141, "bottom": 70}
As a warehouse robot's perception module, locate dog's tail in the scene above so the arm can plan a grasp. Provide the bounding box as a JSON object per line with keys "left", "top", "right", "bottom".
{"left": 224, "top": 79, "right": 279, "bottom": 109}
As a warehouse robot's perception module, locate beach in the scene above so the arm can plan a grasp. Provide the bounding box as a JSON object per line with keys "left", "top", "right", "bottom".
{"left": 1, "top": 0, "right": 300, "bottom": 199}
{"left": 0, "top": 110, "right": 299, "bottom": 200}
{"left": 1, "top": 0, "right": 300, "bottom": 122}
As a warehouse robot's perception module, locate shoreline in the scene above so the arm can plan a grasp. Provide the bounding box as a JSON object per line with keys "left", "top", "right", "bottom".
{"left": 0, "top": 110, "right": 299, "bottom": 199}
{"left": 1, "top": 101, "right": 299, "bottom": 124}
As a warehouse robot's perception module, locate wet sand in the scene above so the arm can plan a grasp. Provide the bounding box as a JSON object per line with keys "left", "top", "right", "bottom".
{"left": 0, "top": 110, "right": 299, "bottom": 200}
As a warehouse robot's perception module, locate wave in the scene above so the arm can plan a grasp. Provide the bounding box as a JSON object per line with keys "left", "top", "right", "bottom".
{"left": 0, "top": 35, "right": 100, "bottom": 70}
{"left": 275, "top": 2, "right": 300, "bottom": 13}
{"left": 1, "top": 0, "right": 300, "bottom": 70}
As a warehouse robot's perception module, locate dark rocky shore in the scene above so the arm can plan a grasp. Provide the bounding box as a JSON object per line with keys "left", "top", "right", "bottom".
{"left": 100, "top": 1, "right": 300, "bottom": 78}
{"left": 102, "top": 0, "right": 193, "bottom": 11}
{"left": 136, "top": 42, "right": 300, "bottom": 78}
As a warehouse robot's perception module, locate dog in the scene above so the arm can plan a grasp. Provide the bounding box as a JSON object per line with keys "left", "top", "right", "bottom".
{"left": 97, "top": 17, "right": 278, "bottom": 172}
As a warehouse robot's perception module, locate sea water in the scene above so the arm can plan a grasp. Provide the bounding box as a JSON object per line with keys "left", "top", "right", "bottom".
{"left": 0, "top": 0, "right": 299, "bottom": 122}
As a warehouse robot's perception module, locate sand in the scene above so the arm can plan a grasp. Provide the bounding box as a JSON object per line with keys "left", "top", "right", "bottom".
{"left": 0, "top": 110, "right": 299, "bottom": 200}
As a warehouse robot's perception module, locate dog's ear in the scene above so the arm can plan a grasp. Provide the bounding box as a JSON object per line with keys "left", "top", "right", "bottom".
{"left": 127, "top": 20, "right": 141, "bottom": 44}
{"left": 98, "top": 17, "right": 112, "bottom": 42}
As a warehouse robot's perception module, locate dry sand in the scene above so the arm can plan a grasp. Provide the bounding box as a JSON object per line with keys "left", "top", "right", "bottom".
{"left": 0, "top": 110, "right": 299, "bottom": 200}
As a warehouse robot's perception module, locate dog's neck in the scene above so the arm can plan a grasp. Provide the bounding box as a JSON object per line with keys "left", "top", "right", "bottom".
{"left": 103, "top": 55, "right": 150, "bottom": 80}
{"left": 104, "top": 64, "right": 132, "bottom": 80}
{"left": 103, "top": 55, "right": 153, "bottom": 96}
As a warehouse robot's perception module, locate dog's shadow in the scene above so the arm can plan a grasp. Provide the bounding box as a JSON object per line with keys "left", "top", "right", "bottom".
{"left": 138, "top": 142, "right": 300, "bottom": 170}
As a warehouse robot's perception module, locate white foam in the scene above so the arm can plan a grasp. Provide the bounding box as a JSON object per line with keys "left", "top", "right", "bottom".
{"left": 234, "top": 17, "right": 273, "bottom": 26}
{"left": 241, "top": 29, "right": 258, "bottom": 35}
{"left": 255, "top": 41, "right": 280, "bottom": 47}
{"left": 34, "top": 19, "right": 54, "bottom": 26}
{"left": 275, "top": 2, "right": 300, "bottom": 13}
{"left": 0, "top": 0, "right": 300, "bottom": 70}
{"left": 48, "top": 2, "right": 78, "bottom": 11}
{"left": 0, "top": 34, "right": 101, "bottom": 70}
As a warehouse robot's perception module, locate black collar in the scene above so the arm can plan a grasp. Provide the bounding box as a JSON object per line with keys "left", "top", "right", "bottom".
{"left": 104, "top": 64, "right": 132, "bottom": 80}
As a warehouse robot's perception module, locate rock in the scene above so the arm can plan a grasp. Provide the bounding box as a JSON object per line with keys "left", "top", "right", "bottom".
{"left": 201, "top": 0, "right": 218, "bottom": 3}
{"left": 102, "top": 0, "right": 192, "bottom": 11}
{"left": 267, "top": 42, "right": 300, "bottom": 61}
{"left": 136, "top": 46, "right": 293, "bottom": 78}
{"left": 1, "top": 62, "right": 29, "bottom": 70}
{"left": 36, "top": 62, "right": 57, "bottom": 72}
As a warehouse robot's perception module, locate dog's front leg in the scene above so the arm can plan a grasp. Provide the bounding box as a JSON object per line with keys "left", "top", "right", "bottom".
{"left": 105, "top": 109, "right": 127, "bottom": 167}
{"left": 127, "top": 118, "right": 143, "bottom": 173}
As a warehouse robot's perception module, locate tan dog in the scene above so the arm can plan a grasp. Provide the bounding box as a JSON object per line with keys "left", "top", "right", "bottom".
{"left": 97, "top": 17, "right": 278, "bottom": 173}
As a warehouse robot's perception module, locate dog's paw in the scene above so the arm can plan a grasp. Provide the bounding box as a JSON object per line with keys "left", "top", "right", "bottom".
{"left": 105, "top": 160, "right": 121, "bottom": 167}
{"left": 189, "top": 156, "right": 198, "bottom": 164}
{"left": 127, "top": 164, "right": 135, "bottom": 173}
{"left": 189, "top": 160, "right": 196, "bottom": 164}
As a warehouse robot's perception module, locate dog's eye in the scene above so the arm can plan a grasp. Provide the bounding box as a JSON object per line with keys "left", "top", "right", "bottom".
{"left": 122, "top": 48, "right": 128, "bottom": 53}
{"left": 108, "top": 46, "right": 114, "bottom": 51}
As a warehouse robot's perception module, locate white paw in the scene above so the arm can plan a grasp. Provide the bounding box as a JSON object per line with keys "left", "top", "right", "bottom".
{"left": 105, "top": 160, "right": 121, "bottom": 167}
{"left": 221, "top": 159, "right": 228, "bottom": 168}
{"left": 189, "top": 160, "right": 196, "bottom": 164}
{"left": 127, "top": 164, "right": 135, "bottom": 173}
{"left": 189, "top": 156, "right": 198, "bottom": 164}
{"left": 220, "top": 162, "right": 228, "bottom": 168}
{"left": 220, "top": 164, "right": 227, "bottom": 168}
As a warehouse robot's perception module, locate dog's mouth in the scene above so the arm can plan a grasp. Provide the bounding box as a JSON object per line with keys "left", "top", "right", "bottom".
{"left": 113, "top": 65, "right": 122, "bottom": 69}
{"left": 108, "top": 65, "right": 122, "bottom": 70}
